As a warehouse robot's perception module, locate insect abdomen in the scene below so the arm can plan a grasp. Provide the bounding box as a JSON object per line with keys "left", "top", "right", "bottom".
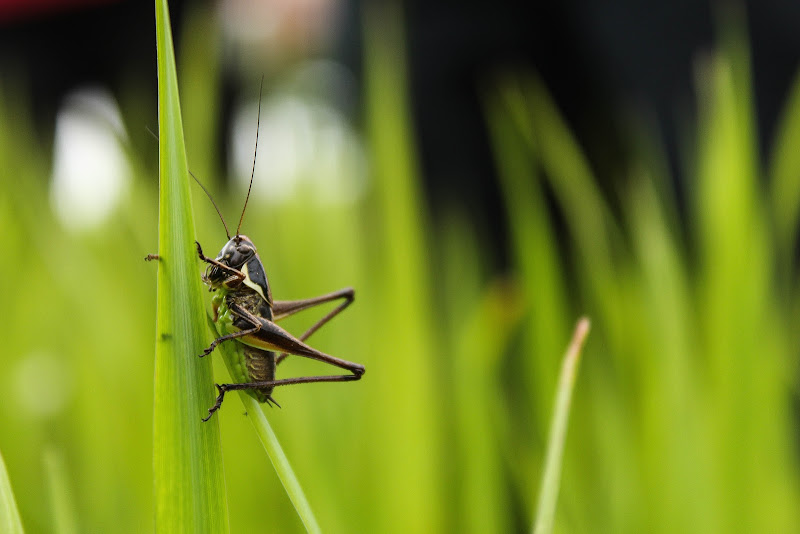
{"left": 243, "top": 345, "right": 276, "bottom": 402}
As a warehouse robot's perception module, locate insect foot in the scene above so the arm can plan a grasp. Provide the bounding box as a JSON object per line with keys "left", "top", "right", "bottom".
{"left": 195, "top": 241, "right": 208, "bottom": 261}
{"left": 202, "top": 384, "right": 228, "bottom": 422}
{"left": 144, "top": 254, "right": 160, "bottom": 261}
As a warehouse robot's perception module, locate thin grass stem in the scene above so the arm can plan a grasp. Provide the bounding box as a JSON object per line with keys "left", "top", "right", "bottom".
{"left": 533, "top": 317, "right": 591, "bottom": 534}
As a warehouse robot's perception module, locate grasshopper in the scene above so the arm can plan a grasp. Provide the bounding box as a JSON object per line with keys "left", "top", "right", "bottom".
{"left": 152, "top": 86, "right": 365, "bottom": 421}
{"left": 195, "top": 229, "right": 364, "bottom": 421}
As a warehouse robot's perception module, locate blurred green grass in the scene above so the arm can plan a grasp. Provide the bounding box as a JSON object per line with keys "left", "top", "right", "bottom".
{"left": 0, "top": 3, "right": 799, "bottom": 533}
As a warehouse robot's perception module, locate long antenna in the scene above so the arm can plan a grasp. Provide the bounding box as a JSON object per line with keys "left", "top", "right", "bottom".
{"left": 236, "top": 75, "right": 264, "bottom": 238}
{"left": 191, "top": 171, "right": 230, "bottom": 239}
{"left": 146, "top": 125, "right": 231, "bottom": 239}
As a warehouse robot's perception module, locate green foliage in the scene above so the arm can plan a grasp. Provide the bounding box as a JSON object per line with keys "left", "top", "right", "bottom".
{"left": 153, "top": 0, "right": 228, "bottom": 531}
{"left": 0, "top": 449, "right": 24, "bottom": 534}
{"left": 209, "top": 316, "right": 321, "bottom": 534}
{"left": 43, "top": 447, "right": 78, "bottom": 534}
{"left": 0, "top": 3, "right": 798, "bottom": 533}
{"left": 485, "top": 15, "right": 800, "bottom": 531}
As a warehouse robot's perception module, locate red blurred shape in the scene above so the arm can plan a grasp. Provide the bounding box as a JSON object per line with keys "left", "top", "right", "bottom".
{"left": 0, "top": 0, "right": 119, "bottom": 24}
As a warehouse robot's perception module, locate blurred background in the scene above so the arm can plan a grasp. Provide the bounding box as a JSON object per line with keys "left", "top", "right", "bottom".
{"left": 2, "top": 0, "right": 800, "bottom": 532}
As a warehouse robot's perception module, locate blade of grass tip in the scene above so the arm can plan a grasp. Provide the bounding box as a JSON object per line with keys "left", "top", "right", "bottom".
{"left": 154, "top": 0, "right": 229, "bottom": 532}
{"left": 43, "top": 447, "right": 78, "bottom": 534}
{"left": 533, "top": 318, "right": 591, "bottom": 534}
{"left": 0, "top": 449, "right": 24, "bottom": 534}
{"left": 208, "top": 316, "right": 321, "bottom": 534}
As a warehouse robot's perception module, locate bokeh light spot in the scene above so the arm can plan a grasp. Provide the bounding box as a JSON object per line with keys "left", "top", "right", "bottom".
{"left": 50, "top": 87, "right": 131, "bottom": 231}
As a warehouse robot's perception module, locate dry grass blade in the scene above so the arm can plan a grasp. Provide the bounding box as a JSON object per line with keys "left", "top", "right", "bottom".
{"left": 533, "top": 318, "right": 591, "bottom": 534}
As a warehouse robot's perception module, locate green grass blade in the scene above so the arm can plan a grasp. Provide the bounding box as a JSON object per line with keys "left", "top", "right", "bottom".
{"left": 43, "top": 447, "right": 78, "bottom": 534}
{"left": 486, "top": 77, "right": 570, "bottom": 424}
{"left": 521, "top": 76, "right": 619, "bottom": 281}
{"left": 362, "top": 3, "right": 444, "bottom": 531}
{"left": 153, "top": 0, "right": 229, "bottom": 531}
{"left": 533, "top": 318, "right": 590, "bottom": 534}
{"left": 768, "top": 67, "right": 800, "bottom": 261}
{"left": 452, "top": 281, "right": 524, "bottom": 534}
{"left": 208, "top": 316, "right": 321, "bottom": 534}
{"left": 0, "top": 449, "right": 24, "bottom": 534}
{"left": 241, "top": 397, "right": 321, "bottom": 534}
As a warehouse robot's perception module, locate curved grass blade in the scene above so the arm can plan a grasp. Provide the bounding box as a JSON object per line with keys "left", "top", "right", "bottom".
{"left": 208, "top": 316, "right": 321, "bottom": 534}
{"left": 43, "top": 447, "right": 78, "bottom": 534}
{"left": 768, "top": 68, "right": 800, "bottom": 265}
{"left": 241, "top": 397, "right": 321, "bottom": 534}
{"left": 0, "top": 448, "right": 24, "bottom": 534}
{"left": 533, "top": 318, "right": 591, "bottom": 534}
{"left": 153, "top": 0, "right": 229, "bottom": 531}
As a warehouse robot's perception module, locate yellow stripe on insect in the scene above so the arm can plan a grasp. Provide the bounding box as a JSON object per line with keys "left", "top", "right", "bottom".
{"left": 241, "top": 261, "right": 268, "bottom": 302}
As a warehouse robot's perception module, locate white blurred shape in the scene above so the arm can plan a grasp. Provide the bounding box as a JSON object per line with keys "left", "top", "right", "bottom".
{"left": 308, "top": 104, "right": 367, "bottom": 204}
{"left": 219, "top": 0, "right": 279, "bottom": 44}
{"left": 12, "top": 352, "right": 74, "bottom": 418}
{"left": 232, "top": 95, "right": 312, "bottom": 203}
{"left": 219, "top": 0, "right": 340, "bottom": 57}
{"left": 50, "top": 87, "right": 131, "bottom": 231}
{"left": 230, "top": 62, "right": 366, "bottom": 205}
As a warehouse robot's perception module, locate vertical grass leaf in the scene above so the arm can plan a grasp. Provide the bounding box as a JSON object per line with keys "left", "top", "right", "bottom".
{"left": 533, "top": 318, "right": 590, "bottom": 534}
{"left": 153, "top": 0, "right": 229, "bottom": 531}
{"left": 43, "top": 447, "right": 78, "bottom": 534}
{"left": 362, "top": 3, "right": 444, "bottom": 531}
{"left": 0, "top": 449, "right": 24, "bottom": 534}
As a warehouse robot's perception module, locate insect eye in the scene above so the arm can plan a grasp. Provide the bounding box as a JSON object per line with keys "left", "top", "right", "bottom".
{"left": 238, "top": 245, "right": 253, "bottom": 256}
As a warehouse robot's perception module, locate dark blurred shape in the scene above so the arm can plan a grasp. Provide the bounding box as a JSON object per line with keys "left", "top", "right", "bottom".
{"left": 3, "top": 0, "right": 800, "bottom": 267}
{"left": 399, "top": 1, "right": 710, "bottom": 269}
{"left": 0, "top": 0, "right": 117, "bottom": 24}
{"left": 393, "top": 0, "right": 800, "bottom": 268}
{"left": 0, "top": 0, "right": 185, "bottom": 154}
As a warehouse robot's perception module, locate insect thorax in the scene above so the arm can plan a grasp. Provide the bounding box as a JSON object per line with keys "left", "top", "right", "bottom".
{"left": 227, "top": 287, "right": 273, "bottom": 322}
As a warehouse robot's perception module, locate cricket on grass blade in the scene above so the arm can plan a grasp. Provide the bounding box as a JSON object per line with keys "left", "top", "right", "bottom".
{"left": 150, "top": 78, "right": 365, "bottom": 420}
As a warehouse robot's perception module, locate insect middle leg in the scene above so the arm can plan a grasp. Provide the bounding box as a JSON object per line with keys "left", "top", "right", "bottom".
{"left": 198, "top": 324, "right": 260, "bottom": 357}
{"left": 198, "top": 302, "right": 263, "bottom": 357}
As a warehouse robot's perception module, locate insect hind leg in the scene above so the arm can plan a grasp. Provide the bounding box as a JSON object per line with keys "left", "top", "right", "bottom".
{"left": 201, "top": 372, "right": 362, "bottom": 421}
{"left": 271, "top": 288, "right": 355, "bottom": 366}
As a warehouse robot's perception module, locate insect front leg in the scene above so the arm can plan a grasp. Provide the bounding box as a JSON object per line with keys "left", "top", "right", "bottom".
{"left": 195, "top": 241, "right": 246, "bottom": 285}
